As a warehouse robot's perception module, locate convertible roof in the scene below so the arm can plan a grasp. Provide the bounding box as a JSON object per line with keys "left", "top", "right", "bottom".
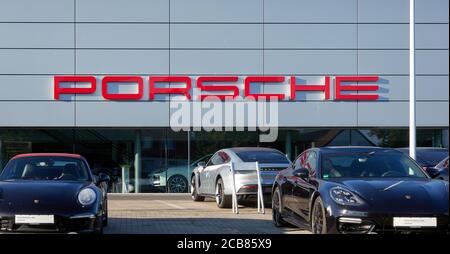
{"left": 11, "top": 153, "right": 85, "bottom": 160}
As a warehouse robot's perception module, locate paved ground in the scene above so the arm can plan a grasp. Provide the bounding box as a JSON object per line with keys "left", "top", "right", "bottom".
{"left": 105, "top": 194, "right": 310, "bottom": 234}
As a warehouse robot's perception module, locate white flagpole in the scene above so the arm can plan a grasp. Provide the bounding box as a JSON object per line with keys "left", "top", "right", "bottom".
{"left": 409, "top": 0, "right": 416, "bottom": 160}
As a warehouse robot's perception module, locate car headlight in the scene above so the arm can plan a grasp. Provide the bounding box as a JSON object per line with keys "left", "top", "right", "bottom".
{"left": 78, "top": 188, "right": 97, "bottom": 206}
{"left": 330, "top": 187, "right": 364, "bottom": 206}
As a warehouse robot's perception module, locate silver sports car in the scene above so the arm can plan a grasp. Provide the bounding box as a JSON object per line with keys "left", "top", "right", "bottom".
{"left": 190, "top": 147, "right": 291, "bottom": 208}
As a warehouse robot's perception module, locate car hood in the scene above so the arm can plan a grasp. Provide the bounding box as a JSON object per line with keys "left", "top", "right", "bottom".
{"left": 0, "top": 180, "right": 93, "bottom": 215}
{"left": 328, "top": 178, "right": 449, "bottom": 214}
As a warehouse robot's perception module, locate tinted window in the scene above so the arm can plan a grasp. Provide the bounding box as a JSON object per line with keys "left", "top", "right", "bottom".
{"left": 235, "top": 150, "right": 289, "bottom": 164}
{"left": 321, "top": 152, "right": 427, "bottom": 179}
{"left": 0, "top": 157, "right": 91, "bottom": 181}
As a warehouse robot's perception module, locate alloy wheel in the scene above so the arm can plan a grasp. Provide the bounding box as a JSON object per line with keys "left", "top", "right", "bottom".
{"left": 168, "top": 175, "right": 188, "bottom": 193}
{"left": 312, "top": 198, "right": 326, "bottom": 234}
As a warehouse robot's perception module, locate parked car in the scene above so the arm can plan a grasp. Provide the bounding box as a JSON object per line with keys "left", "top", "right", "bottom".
{"left": 191, "top": 147, "right": 291, "bottom": 208}
{"left": 396, "top": 147, "right": 449, "bottom": 171}
{"left": 272, "top": 147, "right": 449, "bottom": 234}
{"left": 0, "top": 153, "right": 109, "bottom": 234}
{"left": 150, "top": 154, "right": 213, "bottom": 193}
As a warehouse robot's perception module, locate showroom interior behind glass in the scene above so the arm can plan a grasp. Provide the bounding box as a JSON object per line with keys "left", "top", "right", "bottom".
{"left": 0, "top": 128, "right": 448, "bottom": 193}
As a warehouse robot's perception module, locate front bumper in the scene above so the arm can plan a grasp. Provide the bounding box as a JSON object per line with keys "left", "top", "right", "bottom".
{"left": 0, "top": 213, "right": 99, "bottom": 233}
{"left": 326, "top": 211, "right": 449, "bottom": 234}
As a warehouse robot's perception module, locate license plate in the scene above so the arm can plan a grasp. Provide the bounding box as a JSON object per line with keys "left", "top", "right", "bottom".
{"left": 393, "top": 217, "right": 437, "bottom": 228}
{"left": 15, "top": 215, "right": 54, "bottom": 224}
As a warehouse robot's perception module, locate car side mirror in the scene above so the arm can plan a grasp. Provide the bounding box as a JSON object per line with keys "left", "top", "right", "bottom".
{"left": 97, "top": 173, "right": 110, "bottom": 184}
{"left": 426, "top": 167, "right": 441, "bottom": 179}
{"left": 294, "top": 168, "right": 310, "bottom": 180}
{"left": 197, "top": 161, "right": 206, "bottom": 168}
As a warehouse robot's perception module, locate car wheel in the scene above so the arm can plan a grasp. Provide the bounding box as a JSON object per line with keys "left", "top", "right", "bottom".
{"left": 272, "top": 187, "right": 287, "bottom": 227}
{"left": 215, "top": 178, "right": 232, "bottom": 208}
{"left": 191, "top": 176, "right": 205, "bottom": 201}
{"left": 168, "top": 175, "right": 189, "bottom": 193}
{"left": 311, "top": 197, "right": 327, "bottom": 234}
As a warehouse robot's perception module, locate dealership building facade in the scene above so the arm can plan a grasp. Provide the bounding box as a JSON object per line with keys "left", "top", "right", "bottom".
{"left": 0, "top": 0, "right": 448, "bottom": 193}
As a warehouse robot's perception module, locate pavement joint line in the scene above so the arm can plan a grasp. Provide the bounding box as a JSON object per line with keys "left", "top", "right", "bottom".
{"left": 155, "top": 199, "right": 187, "bottom": 210}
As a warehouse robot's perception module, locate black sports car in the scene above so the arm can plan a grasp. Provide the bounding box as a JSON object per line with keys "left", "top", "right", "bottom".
{"left": 272, "top": 147, "right": 449, "bottom": 234}
{"left": 0, "top": 153, "right": 109, "bottom": 234}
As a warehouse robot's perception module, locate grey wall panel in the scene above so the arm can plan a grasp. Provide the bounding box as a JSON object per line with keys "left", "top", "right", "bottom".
{"left": 0, "top": 0, "right": 74, "bottom": 22}
{"left": 171, "top": 24, "right": 262, "bottom": 49}
{"left": 358, "top": 0, "right": 408, "bottom": 23}
{"left": 417, "top": 102, "right": 449, "bottom": 127}
{"left": 0, "top": 76, "right": 56, "bottom": 100}
{"left": 0, "top": 24, "right": 74, "bottom": 48}
{"left": 77, "top": 24, "right": 169, "bottom": 49}
{"left": 265, "top": 24, "right": 356, "bottom": 49}
{"left": 264, "top": 0, "right": 357, "bottom": 23}
{"left": 416, "top": 50, "right": 449, "bottom": 75}
{"left": 377, "top": 76, "right": 450, "bottom": 101}
{"left": 278, "top": 102, "right": 358, "bottom": 127}
{"left": 0, "top": 49, "right": 74, "bottom": 74}
{"left": 416, "top": 24, "right": 449, "bottom": 49}
{"left": 171, "top": 0, "right": 262, "bottom": 23}
{"left": 358, "top": 24, "right": 408, "bottom": 49}
{"left": 76, "top": 0, "right": 168, "bottom": 22}
{"left": 76, "top": 50, "right": 169, "bottom": 74}
{"left": 416, "top": 0, "right": 449, "bottom": 23}
{"left": 0, "top": 101, "right": 74, "bottom": 126}
{"left": 376, "top": 76, "right": 409, "bottom": 101}
{"left": 416, "top": 76, "right": 450, "bottom": 100}
{"left": 358, "top": 102, "right": 408, "bottom": 127}
{"left": 265, "top": 50, "right": 357, "bottom": 75}
{"left": 358, "top": 50, "right": 408, "bottom": 75}
{"left": 170, "top": 50, "right": 262, "bottom": 75}
{"left": 75, "top": 102, "right": 169, "bottom": 127}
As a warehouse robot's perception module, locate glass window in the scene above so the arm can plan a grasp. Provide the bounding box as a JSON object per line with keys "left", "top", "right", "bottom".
{"left": 306, "top": 151, "right": 317, "bottom": 173}
{"left": 293, "top": 152, "right": 306, "bottom": 170}
{"left": 234, "top": 149, "right": 289, "bottom": 164}
{"left": 293, "top": 151, "right": 316, "bottom": 173}
{"left": 209, "top": 153, "right": 224, "bottom": 165}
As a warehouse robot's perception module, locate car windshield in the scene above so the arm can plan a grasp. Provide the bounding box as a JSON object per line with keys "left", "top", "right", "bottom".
{"left": 235, "top": 150, "right": 290, "bottom": 164}
{"left": 0, "top": 157, "right": 91, "bottom": 181}
{"left": 321, "top": 152, "right": 428, "bottom": 179}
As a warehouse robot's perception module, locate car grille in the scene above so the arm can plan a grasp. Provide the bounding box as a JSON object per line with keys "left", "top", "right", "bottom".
{"left": 259, "top": 167, "right": 286, "bottom": 172}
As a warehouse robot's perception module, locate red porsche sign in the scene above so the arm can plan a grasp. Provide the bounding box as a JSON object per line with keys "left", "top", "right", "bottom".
{"left": 53, "top": 75, "right": 380, "bottom": 101}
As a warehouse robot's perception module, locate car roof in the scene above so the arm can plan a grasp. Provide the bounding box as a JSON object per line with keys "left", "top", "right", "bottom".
{"left": 318, "top": 146, "right": 401, "bottom": 154}
{"left": 226, "top": 147, "right": 283, "bottom": 153}
{"left": 11, "top": 153, "right": 85, "bottom": 160}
